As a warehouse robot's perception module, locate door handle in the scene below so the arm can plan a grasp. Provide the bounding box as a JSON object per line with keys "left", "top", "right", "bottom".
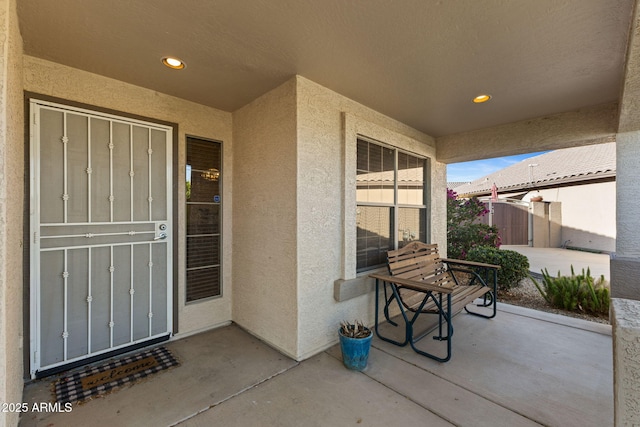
{"left": 154, "top": 232, "right": 167, "bottom": 241}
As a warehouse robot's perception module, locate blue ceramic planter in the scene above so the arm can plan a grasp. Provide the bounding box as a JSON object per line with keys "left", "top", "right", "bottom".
{"left": 339, "top": 327, "right": 373, "bottom": 371}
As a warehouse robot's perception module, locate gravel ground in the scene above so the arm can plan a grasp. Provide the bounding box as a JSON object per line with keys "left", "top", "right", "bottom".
{"left": 499, "top": 276, "right": 610, "bottom": 324}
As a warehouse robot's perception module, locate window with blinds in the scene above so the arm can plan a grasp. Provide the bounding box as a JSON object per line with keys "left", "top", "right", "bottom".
{"left": 186, "top": 137, "right": 222, "bottom": 302}
{"left": 356, "top": 138, "right": 429, "bottom": 271}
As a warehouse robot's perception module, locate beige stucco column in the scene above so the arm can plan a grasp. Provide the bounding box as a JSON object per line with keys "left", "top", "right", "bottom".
{"left": 611, "top": 132, "right": 640, "bottom": 300}
{"left": 611, "top": 1, "right": 640, "bottom": 424}
{"left": 0, "top": 0, "right": 25, "bottom": 426}
{"left": 611, "top": 131, "right": 640, "bottom": 425}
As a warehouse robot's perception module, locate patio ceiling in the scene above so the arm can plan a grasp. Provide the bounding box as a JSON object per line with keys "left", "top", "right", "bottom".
{"left": 17, "top": 0, "right": 634, "bottom": 137}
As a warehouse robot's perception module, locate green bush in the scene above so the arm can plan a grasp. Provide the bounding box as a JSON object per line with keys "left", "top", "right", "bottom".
{"left": 465, "top": 246, "right": 530, "bottom": 291}
{"left": 533, "top": 266, "right": 609, "bottom": 316}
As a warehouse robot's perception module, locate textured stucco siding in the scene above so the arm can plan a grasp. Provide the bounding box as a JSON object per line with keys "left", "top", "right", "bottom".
{"left": 612, "top": 298, "right": 640, "bottom": 425}
{"left": 537, "top": 182, "right": 616, "bottom": 252}
{"left": 232, "top": 78, "right": 299, "bottom": 357}
{"left": 431, "top": 161, "right": 448, "bottom": 254}
{"left": 530, "top": 202, "right": 549, "bottom": 248}
{"left": 616, "top": 132, "right": 640, "bottom": 258}
{"left": 611, "top": 132, "right": 640, "bottom": 302}
{"left": 23, "top": 56, "right": 234, "bottom": 337}
{"left": 295, "top": 76, "right": 442, "bottom": 359}
{"left": 436, "top": 103, "right": 617, "bottom": 164}
{"left": 0, "top": 0, "right": 24, "bottom": 425}
{"left": 613, "top": 3, "right": 640, "bottom": 424}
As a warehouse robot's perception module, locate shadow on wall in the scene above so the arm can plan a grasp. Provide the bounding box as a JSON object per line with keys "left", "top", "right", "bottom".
{"left": 560, "top": 225, "right": 615, "bottom": 254}
{"left": 479, "top": 201, "right": 614, "bottom": 253}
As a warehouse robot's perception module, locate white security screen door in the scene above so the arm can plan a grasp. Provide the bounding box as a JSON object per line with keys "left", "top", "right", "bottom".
{"left": 29, "top": 99, "right": 173, "bottom": 377}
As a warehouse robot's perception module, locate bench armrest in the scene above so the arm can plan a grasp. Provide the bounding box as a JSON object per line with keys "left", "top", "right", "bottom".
{"left": 369, "top": 273, "right": 455, "bottom": 294}
{"left": 441, "top": 258, "right": 501, "bottom": 270}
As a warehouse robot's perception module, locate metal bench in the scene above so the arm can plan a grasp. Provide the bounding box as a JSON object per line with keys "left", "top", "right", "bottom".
{"left": 370, "top": 241, "right": 500, "bottom": 362}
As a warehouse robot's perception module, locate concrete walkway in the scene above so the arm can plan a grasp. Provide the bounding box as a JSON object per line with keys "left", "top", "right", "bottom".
{"left": 502, "top": 245, "right": 610, "bottom": 281}
{"left": 21, "top": 306, "right": 612, "bottom": 427}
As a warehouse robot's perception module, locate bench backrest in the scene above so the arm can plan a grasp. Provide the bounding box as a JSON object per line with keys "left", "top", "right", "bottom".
{"left": 387, "top": 242, "right": 453, "bottom": 288}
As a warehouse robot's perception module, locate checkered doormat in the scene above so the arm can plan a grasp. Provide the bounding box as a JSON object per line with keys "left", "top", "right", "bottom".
{"left": 54, "top": 346, "right": 180, "bottom": 405}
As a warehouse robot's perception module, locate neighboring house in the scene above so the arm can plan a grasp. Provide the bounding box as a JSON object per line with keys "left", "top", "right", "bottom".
{"left": 446, "top": 181, "right": 468, "bottom": 190}
{"left": 452, "top": 143, "right": 616, "bottom": 253}
{"left": 2, "top": 3, "right": 640, "bottom": 425}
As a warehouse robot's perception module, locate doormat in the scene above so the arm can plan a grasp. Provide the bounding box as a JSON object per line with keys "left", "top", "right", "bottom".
{"left": 54, "top": 346, "right": 179, "bottom": 405}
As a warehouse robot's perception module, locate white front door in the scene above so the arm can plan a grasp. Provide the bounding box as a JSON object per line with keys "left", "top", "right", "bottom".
{"left": 29, "top": 99, "right": 173, "bottom": 377}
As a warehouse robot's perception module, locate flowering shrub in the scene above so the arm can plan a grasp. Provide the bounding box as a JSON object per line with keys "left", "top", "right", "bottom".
{"left": 447, "top": 188, "right": 501, "bottom": 259}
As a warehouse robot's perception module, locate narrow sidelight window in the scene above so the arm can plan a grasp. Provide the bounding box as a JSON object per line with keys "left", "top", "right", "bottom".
{"left": 186, "top": 137, "right": 222, "bottom": 301}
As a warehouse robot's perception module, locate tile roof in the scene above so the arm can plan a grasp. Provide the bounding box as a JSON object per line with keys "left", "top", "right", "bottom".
{"left": 446, "top": 181, "right": 468, "bottom": 189}
{"left": 451, "top": 142, "right": 616, "bottom": 196}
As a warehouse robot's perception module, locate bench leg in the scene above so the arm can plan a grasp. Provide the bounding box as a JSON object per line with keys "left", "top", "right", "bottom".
{"left": 375, "top": 279, "right": 408, "bottom": 347}
{"left": 408, "top": 293, "right": 453, "bottom": 363}
{"left": 464, "top": 290, "right": 497, "bottom": 318}
{"left": 409, "top": 293, "right": 454, "bottom": 343}
{"left": 464, "top": 268, "right": 498, "bottom": 319}
{"left": 433, "top": 293, "right": 454, "bottom": 341}
{"left": 374, "top": 279, "right": 453, "bottom": 362}
{"left": 382, "top": 284, "right": 398, "bottom": 327}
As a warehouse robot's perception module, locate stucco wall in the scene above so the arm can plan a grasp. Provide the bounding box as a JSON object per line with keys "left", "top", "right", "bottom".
{"left": 537, "top": 182, "right": 616, "bottom": 252}
{"left": 232, "top": 78, "right": 299, "bottom": 357}
{"left": 616, "top": 132, "right": 640, "bottom": 258}
{"left": 23, "top": 56, "right": 234, "bottom": 337}
{"left": 612, "top": 3, "right": 640, "bottom": 424}
{"left": 612, "top": 131, "right": 640, "bottom": 300}
{"left": 230, "top": 76, "right": 443, "bottom": 360}
{"left": 0, "top": 0, "right": 24, "bottom": 425}
{"left": 612, "top": 298, "right": 640, "bottom": 424}
{"left": 436, "top": 103, "right": 617, "bottom": 164}
{"left": 530, "top": 202, "right": 550, "bottom": 248}
{"left": 295, "top": 76, "right": 442, "bottom": 359}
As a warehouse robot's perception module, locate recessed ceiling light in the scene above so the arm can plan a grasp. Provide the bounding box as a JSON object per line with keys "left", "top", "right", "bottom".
{"left": 162, "top": 56, "right": 186, "bottom": 70}
{"left": 473, "top": 94, "right": 491, "bottom": 104}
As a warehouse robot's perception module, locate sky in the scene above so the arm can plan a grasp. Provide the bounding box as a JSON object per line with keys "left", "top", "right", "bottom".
{"left": 446, "top": 151, "right": 549, "bottom": 183}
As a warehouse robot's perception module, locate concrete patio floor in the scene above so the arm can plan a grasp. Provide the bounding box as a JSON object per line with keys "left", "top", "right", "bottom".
{"left": 502, "top": 245, "right": 610, "bottom": 281}
{"left": 20, "top": 304, "right": 612, "bottom": 427}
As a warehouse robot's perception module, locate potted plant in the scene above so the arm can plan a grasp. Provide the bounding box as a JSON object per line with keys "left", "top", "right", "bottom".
{"left": 338, "top": 321, "right": 373, "bottom": 371}
{"left": 530, "top": 191, "right": 543, "bottom": 202}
